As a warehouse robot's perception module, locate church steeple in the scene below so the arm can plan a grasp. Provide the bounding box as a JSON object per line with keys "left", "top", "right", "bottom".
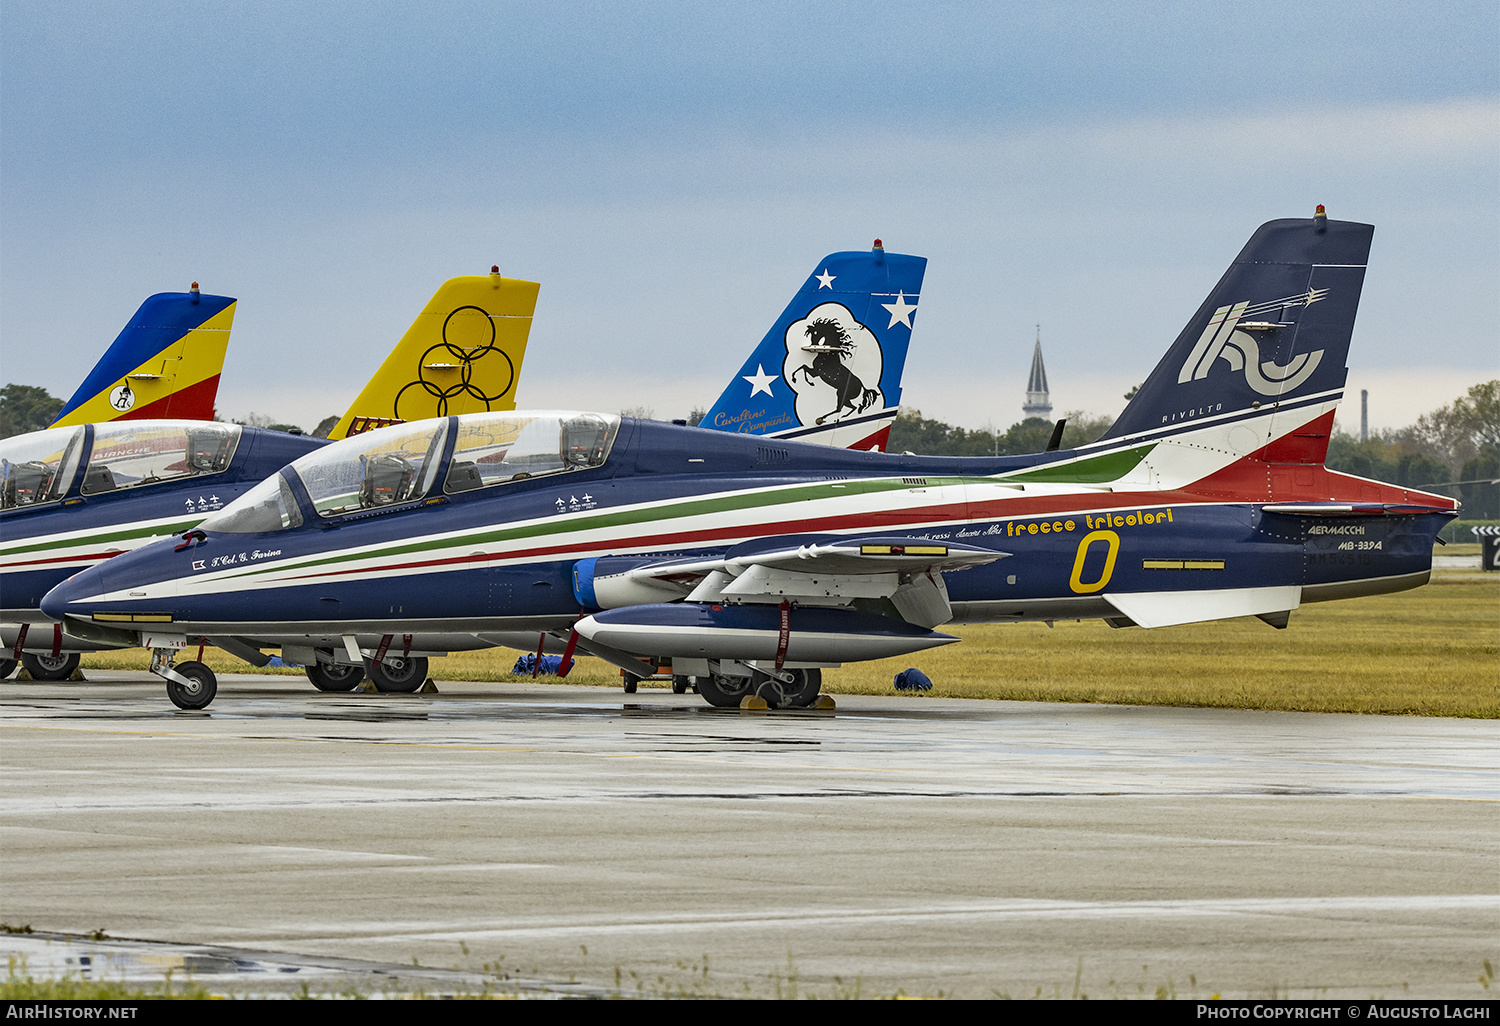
{"left": 1022, "top": 325, "right": 1052, "bottom": 420}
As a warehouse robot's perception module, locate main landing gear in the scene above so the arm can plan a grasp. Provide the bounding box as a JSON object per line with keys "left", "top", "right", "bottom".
{"left": 367, "top": 655, "right": 429, "bottom": 693}
{"left": 306, "top": 661, "right": 364, "bottom": 692}
{"left": 21, "top": 652, "right": 81, "bottom": 682}
{"left": 694, "top": 668, "right": 822, "bottom": 709}
{"left": 754, "top": 668, "right": 822, "bottom": 709}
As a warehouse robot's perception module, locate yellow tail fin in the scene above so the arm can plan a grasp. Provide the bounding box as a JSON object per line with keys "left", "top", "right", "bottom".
{"left": 328, "top": 270, "right": 540, "bottom": 440}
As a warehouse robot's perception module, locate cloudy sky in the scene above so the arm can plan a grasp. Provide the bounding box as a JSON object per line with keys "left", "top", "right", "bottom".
{"left": 3, "top": 1, "right": 1496, "bottom": 434}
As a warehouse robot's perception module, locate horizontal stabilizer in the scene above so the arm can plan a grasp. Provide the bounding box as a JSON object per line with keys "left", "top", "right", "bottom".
{"left": 1262, "top": 502, "right": 1457, "bottom": 517}
{"left": 1104, "top": 586, "right": 1301, "bottom": 629}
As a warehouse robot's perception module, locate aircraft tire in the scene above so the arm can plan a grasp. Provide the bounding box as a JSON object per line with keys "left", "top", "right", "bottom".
{"left": 753, "top": 668, "right": 822, "bottom": 709}
{"left": 671, "top": 674, "right": 693, "bottom": 694}
{"left": 167, "top": 661, "right": 217, "bottom": 710}
{"left": 306, "top": 661, "right": 364, "bottom": 692}
{"left": 623, "top": 677, "right": 638, "bottom": 694}
{"left": 696, "top": 673, "right": 752, "bottom": 708}
{"left": 21, "top": 652, "right": 80, "bottom": 682}
{"left": 369, "top": 656, "right": 429, "bottom": 693}
{"left": 0, "top": 659, "right": 16, "bottom": 680}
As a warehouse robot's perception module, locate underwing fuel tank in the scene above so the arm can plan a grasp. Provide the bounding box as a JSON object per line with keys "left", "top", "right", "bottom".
{"left": 575, "top": 602, "right": 957, "bottom": 662}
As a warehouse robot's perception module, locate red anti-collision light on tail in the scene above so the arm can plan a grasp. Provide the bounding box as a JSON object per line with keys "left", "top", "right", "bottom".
{"left": 490, "top": 265, "right": 499, "bottom": 274}
{"left": 872, "top": 239, "right": 884, "bottom": 250}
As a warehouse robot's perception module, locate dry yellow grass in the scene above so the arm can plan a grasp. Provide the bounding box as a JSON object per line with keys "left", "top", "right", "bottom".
{"left": 820, "top": 570, "right": 1498, "bottom": 716}
{"left": 77, "top": 570, "right": 1497, "bottom": 717}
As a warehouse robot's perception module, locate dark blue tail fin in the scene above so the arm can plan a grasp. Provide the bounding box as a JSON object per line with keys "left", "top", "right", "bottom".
{"left": 1100, "top": 210, "right": 1373, "bottom": 445}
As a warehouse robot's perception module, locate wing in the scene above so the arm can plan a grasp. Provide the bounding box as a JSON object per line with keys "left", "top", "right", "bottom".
{"left": 575, "top": 535, "right": 1005, "bottom": 629}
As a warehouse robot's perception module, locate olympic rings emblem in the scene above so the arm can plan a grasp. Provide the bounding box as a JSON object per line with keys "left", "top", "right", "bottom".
{"left": 393, "top": 305, "right": 516, "bottom": 419}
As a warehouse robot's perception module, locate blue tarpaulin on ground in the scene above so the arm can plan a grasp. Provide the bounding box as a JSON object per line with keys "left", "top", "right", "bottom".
{"left": 513, "top": 653, "right": 563, "bottom": 676}
{"left": 894, "top": 667, "right": 932, "bottom": 691}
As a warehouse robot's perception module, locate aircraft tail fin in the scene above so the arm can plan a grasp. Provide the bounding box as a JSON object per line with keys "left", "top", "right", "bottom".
{"left": 1098, "top": 208, "right": 1373, "bottom": 467}
{"left": 50, "top": 286, "right": 236, "bottom": 427}
{"left": 699, "top": 242, "right": 927, "bottom": 451}
{"left": 327, "top": 269, "right": 540, "bottom": 440}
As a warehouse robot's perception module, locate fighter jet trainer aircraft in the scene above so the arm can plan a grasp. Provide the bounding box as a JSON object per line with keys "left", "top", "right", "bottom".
{"left": 42, "top": 212, "right": 1458, "bottom": 710}
{"left": 7, "top": 247, "right": 922, "bottom": 689}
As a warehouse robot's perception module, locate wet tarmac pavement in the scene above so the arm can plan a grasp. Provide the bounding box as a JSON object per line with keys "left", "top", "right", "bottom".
{"left": 1, "top": 672, "right": 1495, "bottom": 998}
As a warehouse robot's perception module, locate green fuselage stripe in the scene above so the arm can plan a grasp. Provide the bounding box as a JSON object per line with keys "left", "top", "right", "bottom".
{"left": 1, "top": 517, "right": 200, "bottom": 557}
{"left": 997, "top": 444, "right": 1155, "bottom": 483}
{"left": 208, "top": 477, "right": 954, "bottom": 582}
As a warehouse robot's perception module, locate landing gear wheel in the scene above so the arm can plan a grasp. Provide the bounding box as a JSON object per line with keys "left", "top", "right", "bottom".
{"left": 754, "top": 668, "right": 822, "bottom": 709}
{"left": 671, "top": 674, "right": 693, "bottom": 695}
{"left": 696, "top": 672, "right": 753, "bottom": 708}
{"left": 166, "top": 661, "right": 217, "bottom": 710}
{"left": 623, "top": 677, "right": 638, "bottom": 694}
{"left": 306, "top": 661, "right": 363, "bottom": 692}
{"left": 0, "top": 658, "right": 17, "bottom": 680}
{"left": 22, "top": 652, "right": 80, "bottom": 682}
{"left": 368, "top": 655, "right": 429, "bottom": 693}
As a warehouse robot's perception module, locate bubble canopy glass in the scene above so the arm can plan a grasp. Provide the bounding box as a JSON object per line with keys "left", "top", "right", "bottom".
{"left": 0, "top": 426, "right": 85, "bottom": 510}
{"left": 199, "top": 412, "right": 619, "bottom": 533}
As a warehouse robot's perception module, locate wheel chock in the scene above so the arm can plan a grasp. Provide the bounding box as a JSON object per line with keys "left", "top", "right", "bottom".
{"left": 420, "top": 678, "right": 438, "bottom": 693}
{"left": 68, "top": 668, "right": 87, "bottom": 682}
{"left": 356, "top": 680, "right": 378, "bottom": 694}
{"left": 738, "top": 695, "right": 769, "bottom": 711}
{"left": 812, "top": 695, "right": 836, "bottom": 710}
{"left": 15, "top": 669, "right": 33, "bottom": 681}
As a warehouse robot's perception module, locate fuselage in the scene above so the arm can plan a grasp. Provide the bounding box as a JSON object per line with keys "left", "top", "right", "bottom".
{"left": 40, "top": 412, "right": 1456, "bottom": 661}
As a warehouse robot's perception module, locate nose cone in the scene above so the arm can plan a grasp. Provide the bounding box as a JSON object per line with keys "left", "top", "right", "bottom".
{"left": 40, "top": 561, "right": 115, "bottom": 622}
{"left": 40, "top": 537, "right": 180, "bottom": 623}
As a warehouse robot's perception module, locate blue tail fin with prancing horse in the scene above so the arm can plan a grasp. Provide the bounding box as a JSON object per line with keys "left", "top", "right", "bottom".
{"left": 701, "top": 242, "right": 927, "bottom": 451}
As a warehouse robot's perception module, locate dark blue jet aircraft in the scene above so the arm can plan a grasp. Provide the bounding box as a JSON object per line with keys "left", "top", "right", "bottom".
{"left": 42, "top": 212, "right": 1459, "bottom": 710}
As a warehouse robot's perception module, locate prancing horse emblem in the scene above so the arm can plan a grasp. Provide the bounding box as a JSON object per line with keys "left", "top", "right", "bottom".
{"left": 787, "top": 311, "right": 883, "bottom": 425}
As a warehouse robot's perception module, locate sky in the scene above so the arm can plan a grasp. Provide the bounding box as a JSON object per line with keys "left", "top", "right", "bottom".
{"left": 3, "top": 1, "right": 1496, "bottom": 435}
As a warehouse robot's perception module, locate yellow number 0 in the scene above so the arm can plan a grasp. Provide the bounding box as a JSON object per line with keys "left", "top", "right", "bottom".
{"left": 1069, "top": 529, "right": 1120, "bottom": 594}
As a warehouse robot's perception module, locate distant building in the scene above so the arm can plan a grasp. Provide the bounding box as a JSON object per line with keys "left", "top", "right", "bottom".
{"left": 1022, "top": 327, "right": 1052, "bottom": 420}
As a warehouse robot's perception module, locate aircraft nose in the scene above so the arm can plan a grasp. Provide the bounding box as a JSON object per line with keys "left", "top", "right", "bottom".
{"left": 40, "top": 561, "right": 118, "bottom": 622}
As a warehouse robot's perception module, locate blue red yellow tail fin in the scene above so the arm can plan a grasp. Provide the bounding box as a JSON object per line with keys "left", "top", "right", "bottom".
{"left": 327, "top": 269, "right": 540, "bottom": 440}
{"left": 50, "top": 286, "right": 235, "bottom": 427}
{"left": 700, "top": 242, "right": 927, "bottom": 451}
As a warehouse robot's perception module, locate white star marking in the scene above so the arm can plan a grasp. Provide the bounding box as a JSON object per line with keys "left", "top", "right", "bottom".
{"left": 881, "top": 291, "right": 917, "bottom": 329}
{"left": 743, "top": 364, "right": 777, "bottom": 397}
{"left": 815, "top": 268, "right": 835, "bottom": 289}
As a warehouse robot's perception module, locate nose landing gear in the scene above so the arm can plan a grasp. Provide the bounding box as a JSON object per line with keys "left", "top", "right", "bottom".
{"left": 150, "top": 647, "right": 218, "bottom": 710}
